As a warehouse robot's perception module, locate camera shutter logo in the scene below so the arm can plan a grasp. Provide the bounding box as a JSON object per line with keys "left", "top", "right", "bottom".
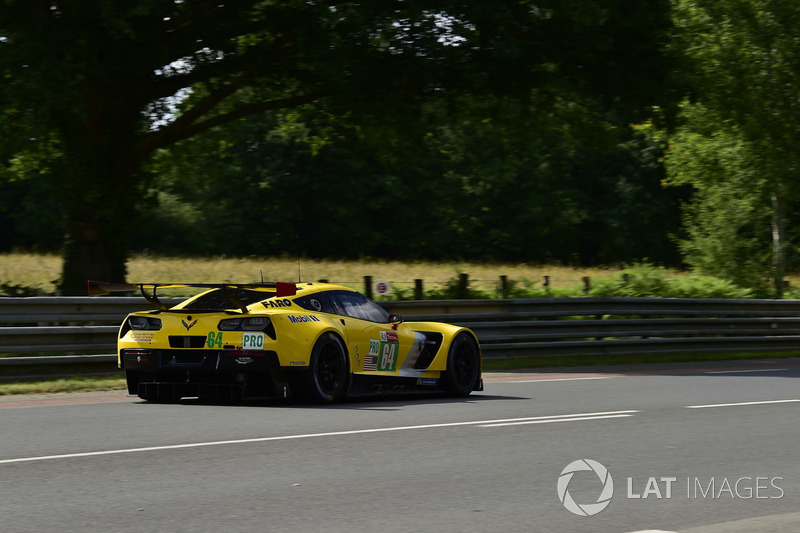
{"left": 557, "top": 459, "right": 614, "bottom": 516}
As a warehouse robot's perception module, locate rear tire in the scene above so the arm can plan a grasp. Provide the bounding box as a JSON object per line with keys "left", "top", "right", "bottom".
{"left": 289, "top": 333, "right": 350, "bottom": 403}
{"left": 443, "top": 332, "right": 481, "bottom": 397}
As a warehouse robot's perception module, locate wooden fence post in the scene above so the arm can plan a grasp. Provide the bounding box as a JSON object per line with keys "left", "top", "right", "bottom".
{"left": 414, "top": 279, "right": 424, "bottom": 300}
{"left": 499, "top": 275, "right": 508, "bottom": 299}
{"left": 364, "top": 276, "right": 373, "bottom": 299}
{"left": 363, "top": 276, "right": 373, "bottom": 299}
{"left": 457, "top": 273, "right": 469, "bottom": 299}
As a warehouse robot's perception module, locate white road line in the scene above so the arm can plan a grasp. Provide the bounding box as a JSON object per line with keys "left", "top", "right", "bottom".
{"left": 477, "top": 410, "right": 638, "bottom": 428}
{"left": 704, "top": 368, "right": 787, "bottom": 374}
{"left": 0, "top": 410, "right": 638, "bottom": 465}
{"left": 686, "top": 399, "right": 800, "bottom": 409}
{"left": 503, "top": 376, "right": 613, "bottom": 383}
{"left": 485, "top": 409, "right": 639, "bottom": 421}
{"left": 479, "top": 413, "right": 635, "bottom": 427}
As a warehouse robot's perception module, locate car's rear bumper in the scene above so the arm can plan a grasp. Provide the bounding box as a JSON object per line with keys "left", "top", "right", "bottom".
{"left": 121, "top": 348, "right": 287, "bottom": 400}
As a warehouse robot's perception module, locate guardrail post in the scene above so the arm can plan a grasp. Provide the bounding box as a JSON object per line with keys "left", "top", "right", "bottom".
{"left": 582, "top": 276, "right": 591, "bottom": 295}
{"left": 414, "top": 279, "right": 423, "bottom": 300}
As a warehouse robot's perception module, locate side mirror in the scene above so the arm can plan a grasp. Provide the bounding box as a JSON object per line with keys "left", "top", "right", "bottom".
{"left": 388, "top": 313, "right": 404, "bottom": 329}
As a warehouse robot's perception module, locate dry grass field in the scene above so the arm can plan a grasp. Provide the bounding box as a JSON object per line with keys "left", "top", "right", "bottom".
{"left": 0, "top": 252, "right": 623, "bottom": 295}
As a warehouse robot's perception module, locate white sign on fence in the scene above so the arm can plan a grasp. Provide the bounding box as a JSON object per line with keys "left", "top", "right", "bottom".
{"left": 374, "top": 280, "right": 391, "bottom": 296}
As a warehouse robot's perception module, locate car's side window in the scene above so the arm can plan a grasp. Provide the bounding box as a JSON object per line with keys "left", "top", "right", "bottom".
{"left": 333, "top": 291, "right": 390, "bottom": 323}
{"left": 293, "top": 293, "right": 342, "bottom": 315}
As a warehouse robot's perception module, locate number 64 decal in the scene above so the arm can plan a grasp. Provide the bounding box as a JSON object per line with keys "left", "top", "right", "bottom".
{"left": 378, "top": 341, "right": 397, "bottom": 371}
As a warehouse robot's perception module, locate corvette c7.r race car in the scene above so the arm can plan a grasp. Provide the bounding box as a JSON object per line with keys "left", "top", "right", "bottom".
{"left": 90, "top": 281, "right": 483, "bottom": 403}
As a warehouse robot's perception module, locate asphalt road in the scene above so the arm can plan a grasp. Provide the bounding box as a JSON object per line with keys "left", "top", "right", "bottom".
{"left": 2, "top": 358, "right": 800, "bottom": 533}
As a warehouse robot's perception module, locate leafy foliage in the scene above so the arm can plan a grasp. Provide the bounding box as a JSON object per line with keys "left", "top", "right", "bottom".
{"left": 387, "top": 263, "right": 755, "bottom": 300}
{"left": 0, "top": 281, "right": 45, "bottom": 297}
{"left": 589, "top": 263, "right": 754, "bottom": 299}
{"left": 0, "top": 1, "right": 678, "bottom": 293}
{"left": 667, "top": 1, "right": 800, "bottom": 295}
{"left": 138, "top": 93, "right": 686, "bottom": 265}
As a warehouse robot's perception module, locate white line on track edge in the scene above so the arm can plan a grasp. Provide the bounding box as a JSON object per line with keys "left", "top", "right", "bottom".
{"left": 686, "top": 398, "right": 800, "bottom": 409}
{"left": 501, "top": 376, "right": 613, "bottom": 383}
{"left": 0, "top": 410, "right": 639, "bottom": 465}
{"left": 704, "top": 368, "right": 787, "bottom": 374}
{"left": 478, "top": 413, "right": 635, "bottom": 427}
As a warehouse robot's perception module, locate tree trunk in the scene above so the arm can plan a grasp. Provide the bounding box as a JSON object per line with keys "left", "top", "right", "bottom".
{"left": 61, "top": 209, "right": 130, "bottom": 296}
{"left": 770, "top": 184, "right": 787, "bottom": 298}
{"left": 57, "top": 142, "right": 140, "bottom": 295}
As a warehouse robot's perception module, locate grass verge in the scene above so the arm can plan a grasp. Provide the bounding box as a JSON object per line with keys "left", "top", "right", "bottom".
{"left": 0, "top": 376, "right": 126, "bottom": 396}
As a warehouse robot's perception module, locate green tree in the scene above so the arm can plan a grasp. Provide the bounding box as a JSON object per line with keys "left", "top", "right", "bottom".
{"left": 419, "top": 94, "right": 686, "bottom": 264}
{"left": 668, "top": 0, "right": 800, "bottom": 295}
{"left": 147, "top": 92, "right": 686, "bottom": 265}
{"left": 666, "top": 104, "right": 771, "bottom": 290}
{"left": 1, "top": 1, "right": 677, "bottom": 293}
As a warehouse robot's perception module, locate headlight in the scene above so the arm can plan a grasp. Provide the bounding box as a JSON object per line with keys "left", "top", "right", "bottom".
{"left": 128, "top": 316, "right": 162, "bottom": 330}
{"left": 218, "top": 317, "right": 271, "bottom": 331}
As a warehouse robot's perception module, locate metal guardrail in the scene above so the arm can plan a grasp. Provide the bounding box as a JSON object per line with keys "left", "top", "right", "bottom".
{"left": 0, "top": 296, "right": 186, "bottom": 324}
{"left": 0, "top": 297, "right": 184, "bottom": 380}
{"left": 2, "top": 296, "right": 800, "bottom": 380}
{"left": 384, "top": 298, "right": 800, "bottom": 357}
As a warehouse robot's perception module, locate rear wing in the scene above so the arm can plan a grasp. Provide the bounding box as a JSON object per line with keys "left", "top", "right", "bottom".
{"left": 87, "top": 280, "right": 298, "bottom": 313}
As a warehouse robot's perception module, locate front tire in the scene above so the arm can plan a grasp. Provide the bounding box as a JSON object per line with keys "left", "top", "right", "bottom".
{"left": 443, "top": 332, "right": 481, "bottom": 397}
{"left": 289, "top": 333, "right": 350, "bottom": 403}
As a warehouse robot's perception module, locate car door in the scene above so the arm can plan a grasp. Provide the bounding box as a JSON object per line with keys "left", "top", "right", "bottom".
{"left": 331, "top": 291, "right": 421, "bottom": 376}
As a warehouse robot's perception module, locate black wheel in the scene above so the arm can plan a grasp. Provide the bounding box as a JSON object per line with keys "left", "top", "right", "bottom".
{"left": 289, "top": 333, "right": 350, "bottom": 403}
{"left": 443, "top": 332, "right": 481, "bottom": 397}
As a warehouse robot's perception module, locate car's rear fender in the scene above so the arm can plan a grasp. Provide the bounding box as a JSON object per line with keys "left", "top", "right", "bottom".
{"left": 270, "top": 313, "right": 346, "bottom": 367}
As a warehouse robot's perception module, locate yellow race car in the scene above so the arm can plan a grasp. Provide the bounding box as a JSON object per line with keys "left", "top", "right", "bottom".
{"left": 91, "top": 281, "right": 482, "bottom": 403}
